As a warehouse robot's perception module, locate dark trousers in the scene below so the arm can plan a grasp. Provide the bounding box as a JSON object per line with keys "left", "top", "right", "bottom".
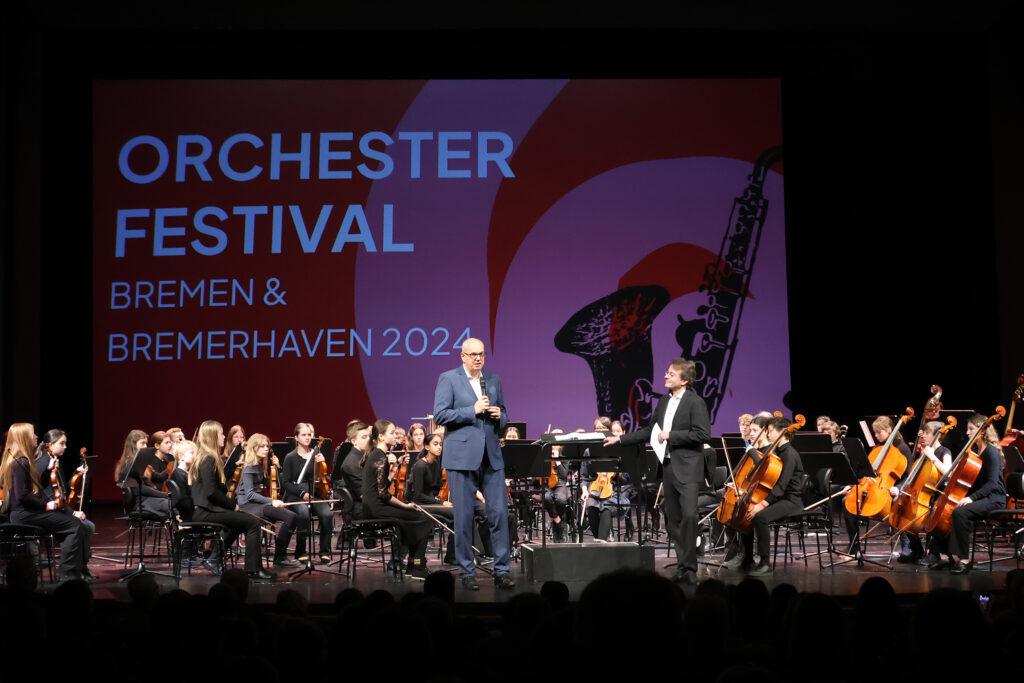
{"left": 292, "top": 500, "right": 333, "bottom": 556}
{"left": 663, "top": 457, "right": 700, "bottom": 575}
{"left": 11, "top": 508, "right": 86, "bottom": 578}
{"left": 742, "top": 499, "right": 802, "bottom": 564}
{"left": 933, "top": 496, "right": 1004, "bottom": 560}
{"left": 243, "top": 503, "right": 297, "bottom": 558}
{"left": 193, "top": 507, "right": 262, "bottom": 571}
{"left": 542, "top": 485, "right": 569, "bottom": 521}
{"left": 364, "top": 501, "right": 434, "bottom": 560}
{"left": 449, "top": 455, "right": 511, "bottom": 576}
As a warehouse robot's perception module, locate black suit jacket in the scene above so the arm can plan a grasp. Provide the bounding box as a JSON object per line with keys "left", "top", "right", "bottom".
{"left": 621, "top": 389, "right": 712, "bottom": 485}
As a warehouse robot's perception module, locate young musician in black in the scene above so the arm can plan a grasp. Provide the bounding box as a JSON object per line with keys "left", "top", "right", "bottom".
{"left": 236, "top": 433, "right": 300, "bottom": 568}
{"left": 34, "top": 429, "right": 97, "bottom": 580}
{"left": 281, "top": 422, "right": 334, "bottom": 564}
{"left": 737, "top": 416, "right": 804, "bottom": 576}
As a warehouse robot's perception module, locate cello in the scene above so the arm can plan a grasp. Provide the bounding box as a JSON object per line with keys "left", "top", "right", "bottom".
{"left": 888, "top": 416, "right": 956, "bottom": 534}
{"left": 843, "top": 407, "right": 914, "bottom": 520}
{"left": 717, "top": 411, "right": 783, "bottom": 526}
{"left": 926, "top": 406, "right": 1005, "bottom": 536}
{"left": 727, "top": 414, "right": 805, "bottom": 533}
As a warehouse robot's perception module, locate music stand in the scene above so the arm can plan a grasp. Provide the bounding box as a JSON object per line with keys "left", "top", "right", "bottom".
{"left": 119, "top": 447, "right": 173, "bottom": 580}
{"left": 282, "top": 439, "right": 345, "bottom": 581}
{"left": 826, "top": 440, "right": 890, "bottom": 570}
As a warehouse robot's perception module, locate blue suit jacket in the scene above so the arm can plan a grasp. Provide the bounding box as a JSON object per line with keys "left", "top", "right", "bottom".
{"left": 433, "top": 366, "right": 508, "bottom": 471}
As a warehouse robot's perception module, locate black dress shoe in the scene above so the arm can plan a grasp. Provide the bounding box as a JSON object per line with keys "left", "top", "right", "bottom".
{"left": 672, "top": 569, "right": 698, "bottom": 585}
{"left": 918, "top": 554, "right": 940, "bottom": 567}
{"left": 951, "top": 561, "right": 971, "bottom": 575}
{"left": 247, "top": 569, "right": 274, "bottom": 581}
{"left": 929, "top": 558, "right": 951, "bottom": 571}
{"left": 494, "top": 573, "right": 516, "bottom": 590}
{"left": 461, "top": 575, "right": 480, "bottom": 591}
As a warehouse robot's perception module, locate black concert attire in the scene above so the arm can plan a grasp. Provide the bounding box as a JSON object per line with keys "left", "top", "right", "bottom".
{"left": 237, "top": 463, "right": 298, "bottom": 563}
{"left": 897, "top": 443, "right": 952, "bottom": 560}
{"left": 360, "top": 448, "right": 434, "bottom": 561}
{"left": 117, "top": 459, "right": 173, "bottom": 519}
{"left": 190, "top": 456, "right": 263, "bottom": 572}
{"left": 930, "top": 444, "right": 1006, "bottom": 561}
{"left": 408, "top": 456, "right": 456, "bottom": 564}
{"left": 619, "top": 387, "right": 711, "bottom": 583}
{"left": 580, "top": 458, "right": 635, "bottom": 541}
{"left": 541, "top": 458, "right": 571, "bottom": 542}
{"left": 340, "top": 447, "right": 365, "bottom": 502}
{"left": 281, "top": 449, "right": 334, "bottom": 560}
{"left": 35, "top": 452, "right": 94, "bottom": 567}
{"left": 169, "top": 466, "right": 194, "bottom": 520}
{"left": 739, "top": 441, "right": 805, "bottom": 568}
{"left": 843, "top": 437, "right": 912, "bottom": 555}
{"left": 332, "top": 442, "right": 353, "bottom": 483}
{"left": 6, "top": 455, "right": 87, "bottom": 580}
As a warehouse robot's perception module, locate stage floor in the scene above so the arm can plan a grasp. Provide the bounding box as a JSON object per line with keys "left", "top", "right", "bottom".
{"left": 27, "top": 504, "right": 1020, "bottom": 604}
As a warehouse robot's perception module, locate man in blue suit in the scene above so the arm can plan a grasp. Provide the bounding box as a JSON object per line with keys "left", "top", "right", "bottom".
{"left": 433, "top": 337, "right": 515, "bottom": 590}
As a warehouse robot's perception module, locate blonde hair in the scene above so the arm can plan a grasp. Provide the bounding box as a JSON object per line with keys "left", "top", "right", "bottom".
{"left": 0, "top": 423, "right": 41, "bottom": 501}
{"left": 189, "top": 420, "right": 226, "bottom": 485}
{"left": 243, "top": 433, "right": 271, "bottom": 469}
{"left": 172, "top": 440, "right": 196, "bottom": 462}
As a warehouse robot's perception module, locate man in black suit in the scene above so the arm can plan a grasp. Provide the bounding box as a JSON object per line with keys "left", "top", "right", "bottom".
{"left": 603, "top": 357, "right": 711, "bottom": 584}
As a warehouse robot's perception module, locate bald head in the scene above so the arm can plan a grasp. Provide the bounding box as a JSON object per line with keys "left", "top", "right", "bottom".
{"left": 461, "top": 337, "right": 486, "bottom": 377}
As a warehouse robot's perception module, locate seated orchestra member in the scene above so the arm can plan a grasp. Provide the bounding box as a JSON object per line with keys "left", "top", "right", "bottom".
{"left": 503, "top": 425, "right": 520, "bottom": 441}
{"left": 892, "top": 420, "right": 952, "bottom": 564}
{"left": 815, "top": 415, "right": 832, "bottom": 433}
{"left": 406, "top": 422, "right": 427, "bottom": 467}
{"left": 35, "top": 428, "right": 96, "bottom": 580}
{"left": 237, "top": 433, "right": 300, "bottom": 568}
{"left": 822, "top": 420, "right": 847, "bottom": 455}
{"left": 737, "top": 413, "right": 754, "bottom": 447}
{"left": 582, "top": 421, "right": 635, "bottom": 542}
{"left": 541, "top": 429, "right": 571, "bottom": 543}
{"left": 843, "top": 415, "right": 912, "bottom": 558}
{"left": 146, "top": 430, "right": 175, "bottom": 495}
{"left": 114, "top": 429, "right": 172, "bottom": 518}
{"left": 735, "top": 415, "right": 805, "bottom": 576}
{"left": 407, "top": 432, "right": 457, "bottom": 565}
{"left": 282, "top": 422, "right": 334, "bottom": 564}
{"left": 723, "top": 415, "right": 771, "bottom": 568}
{"left": 222, "top": 424, "right": 246, "bottom": 463}
{"left": 331, "top": 419, "right": 363, "bottom": 486}
{"left": 339, "top": 421, "right": 372, "bottom": 503}
{"left": 594, "top": 416, "right": 612, "bottom": 432}
{"left": 1, "top": 423, "right": 90, "bottom": 583}
{"left": 170, "top": 439, "right": 196, "bottom": 520}
{"left": 189, "top": 419, "right": 271, "bottom": 580}
{"left": 167, "top": 427, "right": 185, "bottom": 443}
{"left": 359, "top": 419, "right": 434, "bottom": 579}
{"left": 926, "top": 413, "right": 1006, "bottom": 574}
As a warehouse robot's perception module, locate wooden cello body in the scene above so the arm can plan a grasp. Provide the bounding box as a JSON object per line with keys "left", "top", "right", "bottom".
{"left": 727, "top": 414, "right": 805, "bottom": 533}
{"left": 843, "top": 408, "right": 914, "bottom": 520}
{"left": 716, "top": 411, "right": 783, "bottom": 525}
{"left": 926, "top": 407, "right": 1005, "bottom": 536}
{"left": 888, "top": 417, "right": 956, "bottom": 534}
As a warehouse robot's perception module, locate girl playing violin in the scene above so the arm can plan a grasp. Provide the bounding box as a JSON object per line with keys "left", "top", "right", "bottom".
{"left": 407, "top": 432, "right": 457, "bottom": 565}
{"left": 541, "top": 429, "right": 571, "bottom": 543}
{"left": 189, "top": 420, "right": 271, "bottom": 580}
{"left": 114, "top": 429, "right": 173, "bottom": 518}
{"left": 926, "top": 413, "right": 1005, "bottom": 574}
{"left": 582, "top": 421, "right": 635, "bottom": 542}
{"left": 282, "top": 422, "right": 334, "bottom": 564}
{"left": 222, "top": 424, "right": 246, "bottom": 463}
{"left": 34, "top": 429, "right": 97, "bottom": 581}
{"left": 359, "top": 419, "right": 435, "bottom": 579}
{"left": 0, "top": 423, "right": 90, "bottom": 582}
{"left": 147, "top": 430, "right": 175, "bottom": 492}
{"left": 236, "top": 433, "right": 300, "bottom": 568}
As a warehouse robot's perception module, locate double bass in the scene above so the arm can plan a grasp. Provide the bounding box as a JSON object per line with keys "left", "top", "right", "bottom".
{"left": 727, "top": 414, "right": 805, "bottom": 533}
{"left": 843, "top": 407, "right": 914, "bottom": 520}
{"left": 888, "top": 416, "right": 957, "bottom": 534}
{"left": 717, "top": 411, "right": 783, "bottom": 526}
{"left": 926, "top": 406, "right": 1005, "bottom": 536}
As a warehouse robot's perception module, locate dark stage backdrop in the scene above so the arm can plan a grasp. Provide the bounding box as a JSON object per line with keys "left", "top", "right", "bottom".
{"left": 91, "top": 79, "right": 787, "bottom": 500}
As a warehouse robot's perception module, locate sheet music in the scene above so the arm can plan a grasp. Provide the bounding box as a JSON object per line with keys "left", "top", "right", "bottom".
{"left": 552, "top": 431, "right": 606, "bottom": 442}
{"left": 649, "top": 422, "right": 666, "bottom": 463}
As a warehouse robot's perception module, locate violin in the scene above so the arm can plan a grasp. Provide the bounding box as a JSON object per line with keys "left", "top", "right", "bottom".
{"left": 66, "top": 447, "right": 89, "bottom": 511}
{"left": 888, "top": 416, "right": 956, "bottom": 534}
{"left": 269, "top": 459, "right": 280, "bottom": 500}
{"left": 727, "top": 414, "right": 805, "bottom": 533}
{"left": 49, "top": 445, "right": 67, "bottom": 510}
{"left": 312, "top": 436, "right": 330, "bottom": 499}
{"left": 843, "top": 407, "right": 914, "bottom": 520}
{"left": 438, "top": 469, "right": 449, "bottom": 502}
{"left": 589, "top": 471, "right": 614, "bottom": 499}
{"left": 226, "top": 458, "right": 244, "bottom": 500}
{"left": 717, "top": 411, "right": 783, "bottom": 526}
{"left": 926, "top": 406, "right": 1005, "bottom": 536}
